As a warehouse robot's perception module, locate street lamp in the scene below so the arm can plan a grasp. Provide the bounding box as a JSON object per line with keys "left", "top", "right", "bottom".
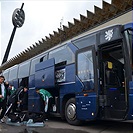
{"left": 2, "top": 3, "right": 25, "bottom": 64}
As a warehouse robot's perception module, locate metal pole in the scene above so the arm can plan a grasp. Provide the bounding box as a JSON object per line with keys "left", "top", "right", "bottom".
{"left": 20, "top": 3, "right": 24, "bottom": 10}
{"left": 2, "top": 26, "right": 17, "bottom": 64}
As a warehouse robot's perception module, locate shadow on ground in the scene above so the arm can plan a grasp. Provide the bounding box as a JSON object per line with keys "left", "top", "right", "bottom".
{"left": 19, "top": 128, "right": 89, "bottom": 133}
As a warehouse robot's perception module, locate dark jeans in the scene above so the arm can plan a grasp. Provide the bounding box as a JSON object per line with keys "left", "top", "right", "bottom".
{"left": 0, "top": 99, "right": 7, "bottom": 119}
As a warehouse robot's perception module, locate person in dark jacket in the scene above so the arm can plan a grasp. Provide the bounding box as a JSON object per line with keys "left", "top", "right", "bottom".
{"left": 17, "top": 86, "right": 28, "bottom": 111}
{"left": 4, "top": 86, "right": 28, "bottom": 123}
{"left": 0, "top": 75, "right": 9, "bottom": 122}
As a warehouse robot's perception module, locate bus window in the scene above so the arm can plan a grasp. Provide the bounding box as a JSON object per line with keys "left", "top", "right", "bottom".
{"left": 18, "top": 61, "right": 31, "bottom": 78}
{"left": 77, "top": 50, "right": 94, "bottom": 90}
{"left": 2, "top": 69, "right": 9, "bottom": 81}
{"left": 9, "top": 65, "right": 18, "bottom": 81}
{"left": 49, "top": 45, "right": 74, "bottom": 64}
{"left": 73, "top": 34, "right": 96, "bottom": 49}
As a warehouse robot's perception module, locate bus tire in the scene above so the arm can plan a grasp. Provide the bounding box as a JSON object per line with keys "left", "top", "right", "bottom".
{"left": 65, "top": 98, "right": 82, "bottom": 125}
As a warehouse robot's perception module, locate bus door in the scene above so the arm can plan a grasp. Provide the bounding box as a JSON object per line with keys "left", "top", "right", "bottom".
{"left": 76, "top": 46, "right": 98, "bottom": 120}
{"left": 99, "top": 42, "right": 128, "bottom": 120}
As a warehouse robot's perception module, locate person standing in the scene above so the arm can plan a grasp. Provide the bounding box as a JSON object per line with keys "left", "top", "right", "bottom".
{"left": 0, "top": 75, "right": 9, "bottom": 122}
{"left": 17, "top": 86, "right": 28, "bottom": 111}
{"left": 8, "top": 84, "right": 16, "bottom": 96}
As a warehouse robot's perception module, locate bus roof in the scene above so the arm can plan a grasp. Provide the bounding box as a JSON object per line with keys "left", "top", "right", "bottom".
{"left": 123, "top": 23, "right": 133, "bottom": 30}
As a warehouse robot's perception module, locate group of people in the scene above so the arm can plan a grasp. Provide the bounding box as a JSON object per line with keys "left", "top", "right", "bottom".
{"left": 0, "top": 75, "right": 52, "bottom": 124}
{"left": 0, "top": 75, "right": 29, "bottom": 123}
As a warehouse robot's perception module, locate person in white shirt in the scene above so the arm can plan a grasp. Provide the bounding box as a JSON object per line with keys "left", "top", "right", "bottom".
{"left": 0, "top": 75, "right": 9, "bottom": 122}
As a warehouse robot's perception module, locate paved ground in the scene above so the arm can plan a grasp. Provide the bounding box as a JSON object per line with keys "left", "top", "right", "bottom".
{"left": 0, "top": 118, "right": 133, "bottom": 133}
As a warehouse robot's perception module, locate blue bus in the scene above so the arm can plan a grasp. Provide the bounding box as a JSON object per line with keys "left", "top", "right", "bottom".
{"left": 2, "top": 22, "right": 133, "bottom": 125}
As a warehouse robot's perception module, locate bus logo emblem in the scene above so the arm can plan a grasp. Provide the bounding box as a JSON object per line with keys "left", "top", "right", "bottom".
{"left": 105, "top": 29, "right": 113, "bottom": 41}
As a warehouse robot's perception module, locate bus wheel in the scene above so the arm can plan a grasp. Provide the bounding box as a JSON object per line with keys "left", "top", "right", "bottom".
{"left": 65, "top": 98, "right": 82, "bottom": 125}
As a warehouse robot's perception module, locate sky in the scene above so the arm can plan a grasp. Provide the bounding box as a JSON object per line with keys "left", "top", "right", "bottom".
{"left": 0, "top": 0, "right": 111, "bottom": 64}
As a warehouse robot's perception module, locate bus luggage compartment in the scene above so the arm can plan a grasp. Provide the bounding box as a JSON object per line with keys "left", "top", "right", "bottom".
{"left": 35, "top": 58, "right": 55, "bottom": 89}
{"left": 28, "top": 88, "right": 44, "bottom": 113}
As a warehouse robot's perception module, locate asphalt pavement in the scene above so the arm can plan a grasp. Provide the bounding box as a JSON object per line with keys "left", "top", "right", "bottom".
{"left": 0, "top": 117, "right": 133, "bottom": 133}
